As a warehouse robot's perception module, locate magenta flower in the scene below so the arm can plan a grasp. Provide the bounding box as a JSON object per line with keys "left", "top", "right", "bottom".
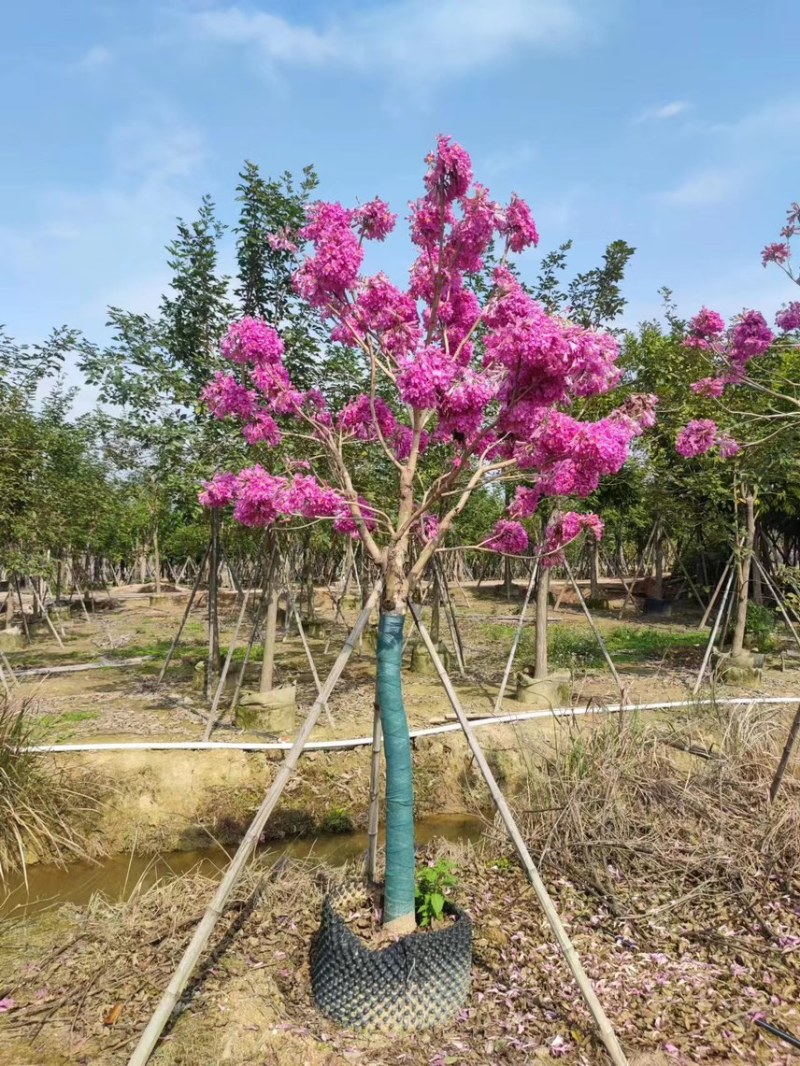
{"left": 354, "top": 197, "right": 397, "bottom": 242}
{"left": 542, "top": 512, "right": 604, "bottom": 568}
{"left": 198, "top": 472, "right": 238, "bottom": 510}
{"left": 222, "top": 318, "right": 284, "bottom": 366}
{"left": 486, "top": 520, "right": 529, "bottom": 556}
{"left": 689, "top": 307, "right": 726, "bottom": 338}
{"left": 424, "top": 134, "right": 473, "bottom": 203}
{"left": 499, "top": 192, "right": 539, "bottom": 252}
{"left": 717, "top": 434, "right": 741, "bottom": 458}
{"left": 675, "top": 419, "right": 719, "bottom": 458}
{"left": 761, "top": 241, "right": 791, "bottom": 267}
{"left": 0, "top": 997, "right": 15, "bottom": 1013}
{"left": 776, "top": 301, "right": 800, "bottom": 332}
{"left": 691, "top": 377, "right": 726, "bottom": 399}
{"left": 201, "top": 372, "right": 256, "bottom": 421}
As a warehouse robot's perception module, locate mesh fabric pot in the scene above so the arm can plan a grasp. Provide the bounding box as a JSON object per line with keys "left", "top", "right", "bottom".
{"left": 311, "top": 881, "right": 472, "bottom": 1031}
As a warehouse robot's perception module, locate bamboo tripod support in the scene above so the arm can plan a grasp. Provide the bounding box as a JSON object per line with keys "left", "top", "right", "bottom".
{"left": 408, "top": 603, "right": 628, "bottom": 1066}
{"left": 492, "top": 558, "right": 538, "bottom": 715}
{"left": 127, "top": 581, "right": 383, "bottom": 1066}
{"left": 692, "top": 564, "right": 735, "bottom": 696}
{"left": 563, "top": 559, "right": 624, "bottom": 694}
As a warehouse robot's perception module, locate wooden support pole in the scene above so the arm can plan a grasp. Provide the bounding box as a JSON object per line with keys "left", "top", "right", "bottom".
{"left": 698, "top": 553, "right": 735, "bottom": 630}
{"left": 155, "top": 543, "right": 211, "bottom": 689}
{"left": 409, "top": 603, "right": 629, "bottom": 1066}
{"left": 692, "top": 564, "right": 735, "bottom": 696}
{"left": 493, "top": 559, "right": 538, "bottom": 715}
{"left": 202, "top": 589, "right": 252, "bottom": 741}
{"left": 752, "top": 556, "right": 800, "bottom": 651}
{"left": 293, "top": 604, "right": 335, "bottom": 728}
{"left": 770, "top": 702, "right": 800, "bottom": 802}
{"left": 31, "top": 584, "right": 64, "bottom": 648}
{"left": 564, "top": 559, "right": 623, "bottom": 694}
{"left": 13, "top": 577, "right": 30, "bottom": 642}
{"left": 127, "top": 581, "right": 383, "bottom": 1066}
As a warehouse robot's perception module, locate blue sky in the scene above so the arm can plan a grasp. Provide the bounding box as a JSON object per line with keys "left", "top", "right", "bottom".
{"left": 2, "top": 0, "right": 799, "bottom": 375}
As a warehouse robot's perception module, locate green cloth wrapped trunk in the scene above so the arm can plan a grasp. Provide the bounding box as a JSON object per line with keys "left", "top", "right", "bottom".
{"left": 376, "top": 612, "right": 416, "bottom": 926}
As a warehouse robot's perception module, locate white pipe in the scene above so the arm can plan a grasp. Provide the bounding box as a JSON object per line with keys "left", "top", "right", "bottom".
{"left": 25, "top": 697, "right": 799, "bottom": 755}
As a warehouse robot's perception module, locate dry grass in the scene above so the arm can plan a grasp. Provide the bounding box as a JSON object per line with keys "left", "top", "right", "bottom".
{"left": 514, "top": 702, "right": 800, "bottom": 925}
{"left": 0, "top": 696, "right": 104, "bottom": 883}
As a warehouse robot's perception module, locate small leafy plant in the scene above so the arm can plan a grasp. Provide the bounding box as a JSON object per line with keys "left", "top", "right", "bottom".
{"left": 415, "top": 858, "right": 458, "bottom": 927}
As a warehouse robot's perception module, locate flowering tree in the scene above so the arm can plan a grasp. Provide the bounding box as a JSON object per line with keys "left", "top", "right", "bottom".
{"left": 199, "top": 137, "right": 654, "bottom": 934}
{"left": 671, "top": 201, "right": 800, "bottom": 659}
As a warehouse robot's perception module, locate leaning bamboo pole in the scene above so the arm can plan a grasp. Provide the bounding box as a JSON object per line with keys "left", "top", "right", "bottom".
{"left": 202, "top": 589, "right": 252, "bottom": 741}
{"left": 409, "top": 602, "right": 629, "bottom": 1066}
{"left": 492, "top": 558, "right": 538, "bottom": 715}
{"left": 293, "top": 605, "right": 335, "bottom": 728}
{"left": 564, "top": 559, "right": 623, "bottom": 693}
{"left": 770, "top": 701, "right": 800, "bottom": 802}
{"left": 155, "top": 543, "right": 211, "bottom": 689}
{"left": 692, "top": 564, "right": 735, "bottom": 696}
{"left": 127, "top": 580, "right": 383, "bottom": 1066}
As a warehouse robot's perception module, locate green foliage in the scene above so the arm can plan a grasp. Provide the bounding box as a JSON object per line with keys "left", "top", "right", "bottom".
{"left": 745, "top": 602, "right": 777, "bottom": 651}
{"left": 415, "top": 857, "right": 458, "bottom": 926}
{"left": 319, "top": 807, "right": 354, "bottom": 834}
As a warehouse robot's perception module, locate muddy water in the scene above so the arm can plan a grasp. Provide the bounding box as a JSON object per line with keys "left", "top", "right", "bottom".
{"left": 0, "top": 813, "right": 485, "bottom": 918}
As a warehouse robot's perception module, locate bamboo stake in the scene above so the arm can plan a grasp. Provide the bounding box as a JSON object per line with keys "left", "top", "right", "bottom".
{"left": 770, "top": 702, "right": 800, "bottom": 802}
{"left": 128, "top": 581, "right": 383, "bottom": 1066}
{"left": 293, "top": 605, "right": 334, "bottom": 728}
{"left": 692, "top": 564, "right": 735, "bottom": 696}
{"left": 618, "top": 523, "right": 657, "bottom": 616}
{"left": 564, "top": 560, "right": 623, "bottom": 693}
{"left": 13, "top": 577, "right": 30, "bottom": 642}
{"left": 31, "top": 584, "right": 64, "bottom": 649}
{"left": 493, "top": 559, "right": 539, "bottom": 715}
{"left": 155, "top": 543, "right": 211, "bottom": 689}
{"left": 698, "top": 553, "right": 735, "bottom": 630}
{"left": 409, "top": 603, "right": 628, "bottom": 1066}
{"left": 366, "top": 698, "right": 383, "bottom": 884}
{"left": 752, "top": 556, "right": 800, "bottom": 651}
{"left": 0, "top": 647, "right": 18, "bottom": 685}
{"left": 434, "top": 559, "right": 465, "bottom": 676}
{"left": 202, "top": 589, "right": 252, "bottom": 741}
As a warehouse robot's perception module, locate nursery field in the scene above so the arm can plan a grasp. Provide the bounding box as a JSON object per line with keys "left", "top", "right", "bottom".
{"left": 2, "top": 579, "right": 800, "bottom": 1064}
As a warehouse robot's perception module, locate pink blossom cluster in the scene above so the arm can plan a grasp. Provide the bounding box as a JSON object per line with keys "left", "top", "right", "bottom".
{"left": 200, "top": 136, "right": 655, "bottom": 557}
{"left": 775, "top": 301, "right": 800, "bottom": 333}
{"left": 541, "top": 512, "right": 604, "bottom": 568}
{"left": 486, "top": 519, "right": 529, "bottom": 556}
{"left": 684, "top": 308, "right": 774, "bottom": 395}
{"left": 199, "top": 466, "right": 376, "bottom": 539}
{"left": 675, "top": 419, "right": 740, "bottom": 459}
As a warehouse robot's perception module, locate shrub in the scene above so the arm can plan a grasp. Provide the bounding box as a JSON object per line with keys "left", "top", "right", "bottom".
{"left": 0, "top": 698, "right": 101, "bottom": 880}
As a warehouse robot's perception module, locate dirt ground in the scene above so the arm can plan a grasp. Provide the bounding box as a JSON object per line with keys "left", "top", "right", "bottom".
{"left": 3, "top": 582, "right": 800, "bottom": 1064}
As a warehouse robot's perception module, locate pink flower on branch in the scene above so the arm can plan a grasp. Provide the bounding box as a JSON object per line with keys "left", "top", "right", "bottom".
{"left": 675, "top": 419, "right": 719, "bottom": 458}
{"left": 761, "top": 242, "right": 791, "bottom": 267}
{"left": 486, "top": 520, "right": 529, "bottom": 556}
{"left": 199, "top": 472, "right": 238, "bottom": 510}
{"left": 199, "top": 135, "right": 654, "bottom": 586}
{"left": 776, "top": 301, "right": 800, "bottom": 332}
{"left": 542, "top": 511, "right": 604, "bottom": 568}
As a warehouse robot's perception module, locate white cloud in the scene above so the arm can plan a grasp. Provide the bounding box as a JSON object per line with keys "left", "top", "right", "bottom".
{"left": 656, "top": 166, "right": 747, "bottom": 208}
{"left": 635, "top": 100, "right": 690, "bottom": 123}
{"left": 0, "top": 112, "right": 207, "bottom": 341}
{"left": 72, "top": 45, "right": 113, "bottom": 72}
{"left": 191, "top": 0, "right": 589, "bottom": 84}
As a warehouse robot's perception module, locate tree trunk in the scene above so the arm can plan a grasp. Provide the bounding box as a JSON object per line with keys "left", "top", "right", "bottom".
{"left": 589, "top": 538, "right": 601, "bottom": 601}
{"left": 206, "top": 513, "right": 221, "bottom": 697}
{"left": 429, "top": 570, "right": 441, "bottom": 644}
{"left": 259, "top": 582, "right": 279, "bottom": 693}
{"left": 731, "top": 493, "right": 756, "bottom": 657}
{"left": 503, "top": 555, "right": 513, "bottom": 600}
{"left": 654, "top": 523, "right": 664, "bottom": 600}
{"left": 534, "top": 567, "right": 550, "bottom": 680}
{"left": 751, "top": 523, "right": 763, "bottom": 605}
{"left": 376, "top": 542, "right": 416, "bottom": 933}
{"left": 153, "top": 525, "right": 162, "bottom": 595}
{"left": 377, "top": 610, "right": 415, "bottom": 933}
